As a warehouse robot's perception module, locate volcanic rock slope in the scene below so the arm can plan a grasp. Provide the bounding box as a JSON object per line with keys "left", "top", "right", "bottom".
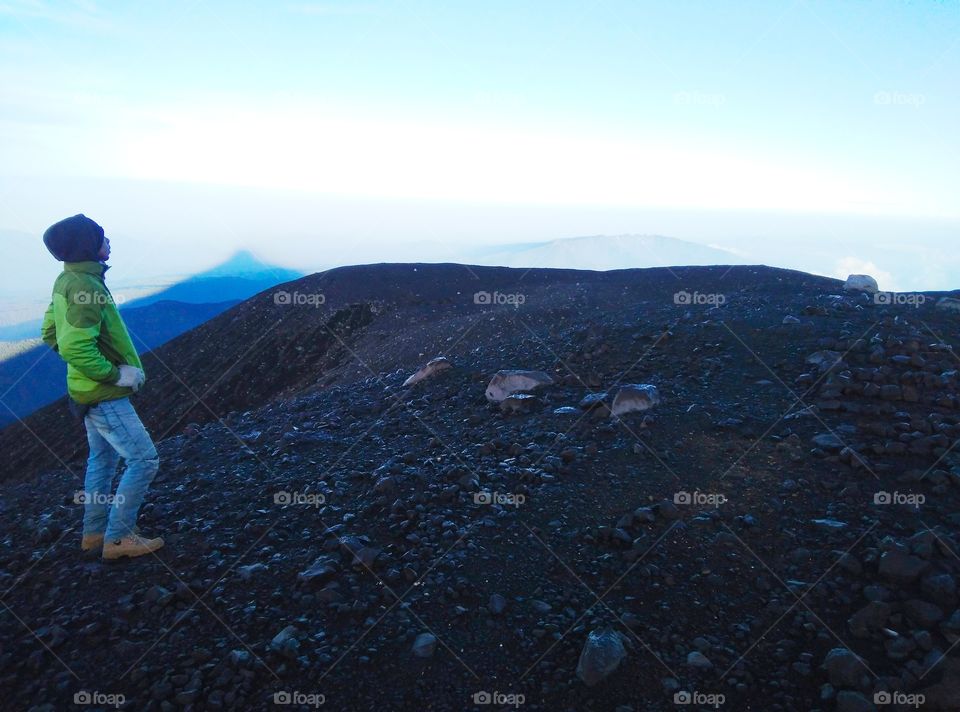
{"left": 2, "top": 262, "right": 960, "bottom": 711}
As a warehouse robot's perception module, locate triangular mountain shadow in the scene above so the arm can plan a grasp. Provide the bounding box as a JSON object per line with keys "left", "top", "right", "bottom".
{"left": 0, "top": 251, "right": 304, "bottom": 426}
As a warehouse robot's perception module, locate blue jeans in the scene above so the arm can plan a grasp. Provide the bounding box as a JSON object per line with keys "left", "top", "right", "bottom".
{"left": 82, "top": 396, "right": 159, "bottom": 541}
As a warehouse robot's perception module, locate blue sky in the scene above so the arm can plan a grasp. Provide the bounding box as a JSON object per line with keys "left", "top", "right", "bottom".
{"left": 1, "top": 0, "right": 958, "bottom": 294}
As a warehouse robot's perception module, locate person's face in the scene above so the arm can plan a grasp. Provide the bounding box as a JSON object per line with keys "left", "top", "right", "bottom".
{"left": 97, "top": 236, "right": 111, "bottom": 261}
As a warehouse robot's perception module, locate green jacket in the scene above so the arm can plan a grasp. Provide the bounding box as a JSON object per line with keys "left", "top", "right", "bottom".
{"left": 41, "top": 261, "right": 144, "bottom": 405}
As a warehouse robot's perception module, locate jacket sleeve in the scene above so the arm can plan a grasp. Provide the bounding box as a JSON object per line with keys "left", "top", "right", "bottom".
{"left": 55, "top": 284, "right": 121, "bottom": 384}
{"left": 40, "top": 301, "right": 58, "bottom": 352}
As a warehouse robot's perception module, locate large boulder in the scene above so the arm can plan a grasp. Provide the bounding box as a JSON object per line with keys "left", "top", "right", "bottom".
{"left": 610, "top": 384, "right": 660, "bottom": 416}
{"left": 576, "top": 628, "right": 627, "bottom": 686}
{"left": 402, "top": 356, "right": 452, "bottom": 387}
{"left": 485, "top": 370, "right": 554, "bottom": 403}
{"left": 844, "top": 274, "right": 879, "bottom": 294}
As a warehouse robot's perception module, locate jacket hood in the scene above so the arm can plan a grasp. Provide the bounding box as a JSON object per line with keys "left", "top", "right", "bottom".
{"left": 43, "top": 214, "right": 105, "bottom": 262}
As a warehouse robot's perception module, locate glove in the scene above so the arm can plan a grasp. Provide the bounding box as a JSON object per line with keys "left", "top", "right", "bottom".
{"left": 115, "top": 365, "right": 146, "bottom": 392}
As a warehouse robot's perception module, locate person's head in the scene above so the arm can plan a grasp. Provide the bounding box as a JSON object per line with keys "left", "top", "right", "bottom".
{"left": 42, "top": 214, "right": 109, "bottom": 263}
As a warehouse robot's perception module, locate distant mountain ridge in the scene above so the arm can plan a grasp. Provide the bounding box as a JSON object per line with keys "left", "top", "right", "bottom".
{"left": 472, "top": 234, "right": 746, "bottom": 271}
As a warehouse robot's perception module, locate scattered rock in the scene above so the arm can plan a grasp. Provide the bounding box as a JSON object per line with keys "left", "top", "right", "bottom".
{"left": 686, "top": 651, "right": 713, "bottom": 669}
{"left": 610, "top": 384, "right": 660, "bottom": 416}
{"left": 576, "top": 628, "right": 627, "bottom": 686}
{"left": 822, "top": 648, "right": 871, "bottom": 689}
{"left": 403, "top": 356, "right": 453, "bottom": 387}
{"left": 878, "top": 550, "right": 928, "bottom": 584}
{"left": 835, "top": 690, "right": 875, "bottom": 712}
{"left": 270, "top": 625, "right": 301, "bottom": 660}
{"left": 485, "top": 370, "right": 554, "bottom": 403}
{"left": 488, "top": 594, "right": 507, "bottom": 615}
{"left": 411, "top": 633, "right": 437, "bottom": 658}
{"left": 298, "top": 555, "right": 339, "bottom": 585}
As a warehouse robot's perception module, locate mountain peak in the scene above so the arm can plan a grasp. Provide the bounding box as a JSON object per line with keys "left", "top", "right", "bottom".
{"left": 192, "top": 250, "right": 301, "bottom": 280}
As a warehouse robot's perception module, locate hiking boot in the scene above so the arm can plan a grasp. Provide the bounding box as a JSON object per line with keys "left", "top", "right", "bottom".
{"left": 82, "top": 525, "right": 140, "bottom": 553}
{"left": 81, "top": 533, "right": 104, "bottom": 551}
{"left": 102, "top": 533, "right": 164, "bottom": 560}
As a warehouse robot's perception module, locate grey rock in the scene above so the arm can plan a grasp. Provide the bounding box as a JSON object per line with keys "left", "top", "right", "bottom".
{"left": 686, "top": 651, "right": 713, "bottom": 669}
{"left": 904, "top": 599, "right": 944, "bottom": 629}
{"left": 270, "top": 625, "right": 300, "bottom": 660}
{"left": 576, "top": 628, "right": 627, "bottom": 686}
{"left": 835, "top": 690, "right": 875, "bottom": 712}
{"left": 879, "top": 550, "right": 928, "bottom": 584}
{"left": 411, "top": 632, "right": 437, "bottom": 658}
{"left": 822, "top": 648, "right": 870, "bottom": 689}
{"left": 610, "top": 384, "right": 660, "bottom": 417}
{"left": 298, "top": 555, "right": 339, "bottom": 585}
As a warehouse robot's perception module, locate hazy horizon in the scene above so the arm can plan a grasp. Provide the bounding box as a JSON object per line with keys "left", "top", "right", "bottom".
{"left": 2, "top": 0, "right": 958, "bottom": 312}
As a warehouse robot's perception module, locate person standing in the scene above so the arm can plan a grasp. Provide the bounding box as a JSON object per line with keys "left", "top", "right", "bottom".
{"left": 41, "top": 214, "right": 164, "bottom": 560}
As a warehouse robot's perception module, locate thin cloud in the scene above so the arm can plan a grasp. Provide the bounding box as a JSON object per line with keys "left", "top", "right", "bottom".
{"left": 286, "top": 2, "right": 383, "bottom": 17}
{"left": 0, "top": 0, "right": 113, "bottom": 30}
